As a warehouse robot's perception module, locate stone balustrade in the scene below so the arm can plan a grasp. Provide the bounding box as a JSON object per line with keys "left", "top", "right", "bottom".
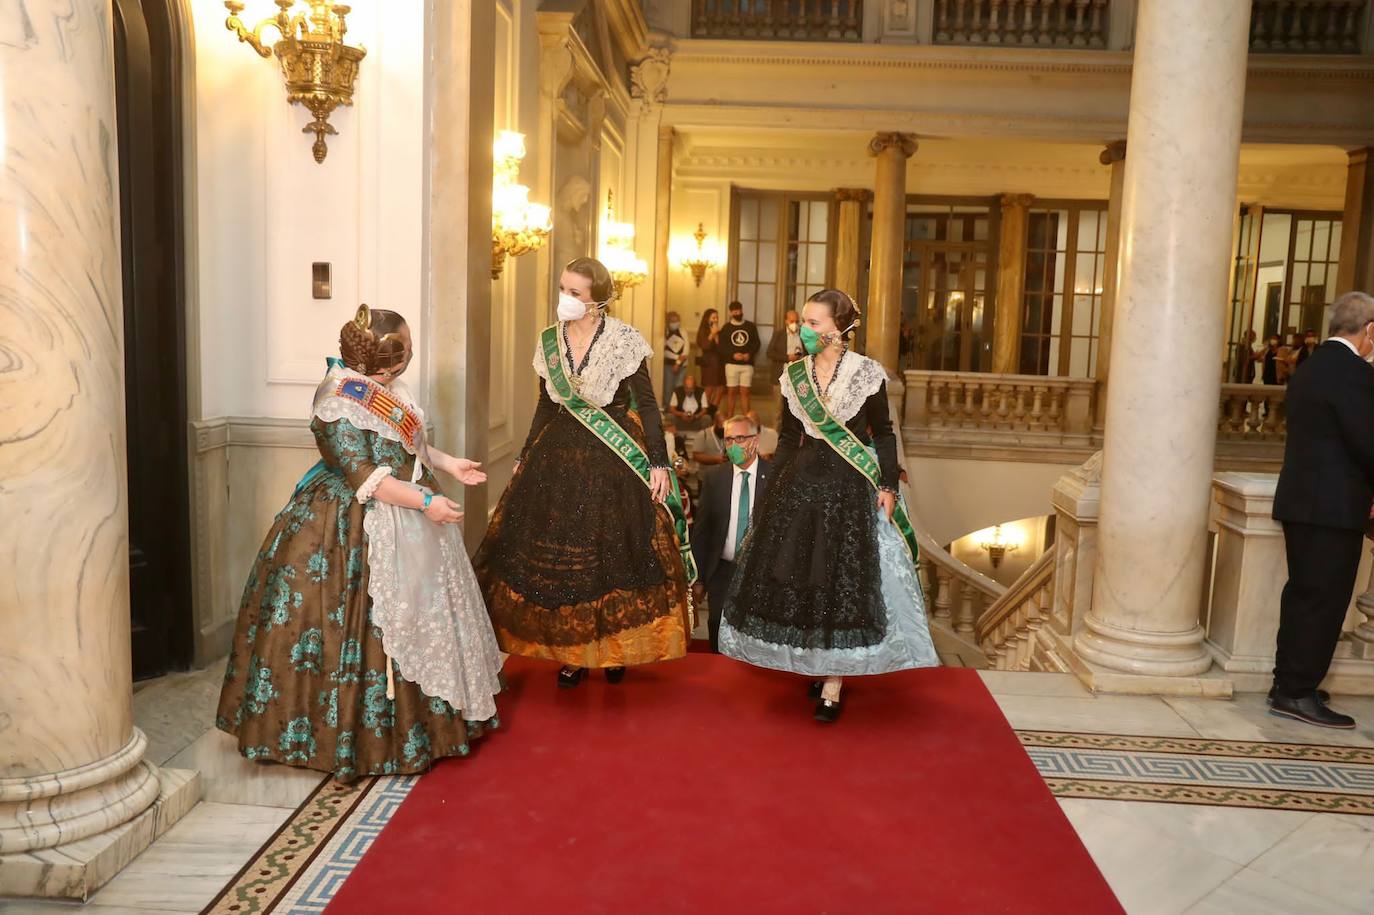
{"left": 1249, "top": 0, "right": 1369, "bottom": 53}
{"left": 690, "top": 0, "right": 864, "bottom": 41}
{"left": 903, "top": 370, "right": 1096, "bottom": 453}
{"left": 933, "top": 0, "right": 1110, "bottom": 47}
{"left": 975, "top": 549, "right": 1056, "bottom": 670}
{"left": 1217, "top": 384, "right": 1287, "bottom": 441}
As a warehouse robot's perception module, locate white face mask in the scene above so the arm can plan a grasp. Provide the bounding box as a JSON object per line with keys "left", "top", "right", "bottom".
{"left": 787, "top": 322, "right": 798, "bottom": 332}
{"left": 558, "top": 292, "right": 589, "bottom": 322}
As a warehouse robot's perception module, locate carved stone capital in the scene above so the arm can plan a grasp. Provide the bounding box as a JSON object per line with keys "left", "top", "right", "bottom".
{"left": 835, "top": 187, "right": 873, "bottom": 203}
{"left": 868, "top": 132, "right": 918, "bottom": 159}
{"left": 1099, "top": 140, "right": 1127, "bottom": 165}
{"left": 540, "top": 39, "right": 576, "bottom": 99}
{"left": 630, "top": 47, "right": 671, "bottom": 108}
{"left": 999, "top": 192, "right": 1034, "bottom": 210}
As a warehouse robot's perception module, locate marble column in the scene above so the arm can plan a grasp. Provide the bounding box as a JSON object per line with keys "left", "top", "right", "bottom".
{"left": 991, "top": 193, "right": 1033, "bottom": 374}
{"left": 653, "top": 124, "right": 675, "bottom": 351}
{"left": 1076, "top": 0, "right": 1252, "bottom": 678}
{"left": 1337, "top": 148, "right": 1374, "bottom": 295}
{"left": 1094, "top": 140, "right": 1127, "bottom": 429}
{"left": 0, "top": 0, "right": 198, "bottom": 898}
{"left": 865, "top": 133, "right": 917, "bottom": 374}
{"left": 834, "top": 188, "right": 872, "bottom": 302}
{"left": 426, "top": 0, "right": 495, "bottom": 549}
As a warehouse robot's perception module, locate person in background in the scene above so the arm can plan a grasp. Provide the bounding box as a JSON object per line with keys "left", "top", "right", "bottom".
{"left": 721, "top": 300, "right": 761, "bottom": 418}
{"left": 662, "top": 310, "right": 690, "bottom": 408}
{"left": 1270, "top": 292, "right": 1374, "bottom": 729}
{"left": 1294, "top": 328, "right": 1320, "bottom": 369}
{"left": 697, "top": 309, "right": 726, "bottom": 409}
{"left": 1234, "top": 329, "right": 1259, "bottom": 384}
{"left": 767, "top": 309, "right": 803, "bottom": 368}
{"left": 745, "top": 409, "right": 778, "bottom": 461}
{"left": 692, "top": 410, "right": 729, "bottom": 467}
{"left": 691, "top": 415, "right": 770, "bottom": 652}
{"left": 669, "top": 374, "right": 711, "bottom": 435}
{"left": 1261, "top": 333, "right": 1283, "bottom": 386}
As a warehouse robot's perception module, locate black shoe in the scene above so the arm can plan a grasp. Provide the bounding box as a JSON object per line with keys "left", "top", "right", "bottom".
{"left": 557, "top": 666, "right": 586, "bottom": 689}
{"left": 604, "top": 666, "right": 626, "bottom": 684}
{"left": 1267, "top": 686, "right": 1331, "bottom": 706}
{"left": 813, "top": 697, "right": 843, "bottom": 723}
{"left": 808, "top": 680, "right": 823, "bottom": 699}
{"left": 1269, "top": 693, "right": 1355, "bottom": 729}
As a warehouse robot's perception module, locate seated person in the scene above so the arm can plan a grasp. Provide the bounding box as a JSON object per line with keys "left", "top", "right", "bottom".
{"left": 692, "top": 411, "right": 729, "bottom": 467}
{"left": 669, "top": 375, "right": 711, "bottom": 433}
{"left": 745, "top": 409, "right": 779, "bottom": 461}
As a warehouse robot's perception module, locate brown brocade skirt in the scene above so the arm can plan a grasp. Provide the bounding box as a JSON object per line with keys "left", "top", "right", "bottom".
{"left": 475, "top": 408, "right": 691, "bottom": 667}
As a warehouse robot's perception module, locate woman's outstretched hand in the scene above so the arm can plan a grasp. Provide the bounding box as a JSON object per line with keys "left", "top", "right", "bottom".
{"left": 876, "top": 489, "right": 896, "bottom": 522}
{"left": 649, "top": 467, "right": 670, "bottom": 504}
{"left": 424, "top": 495, "right": 464, "bottom": 525}
{"left": 450, "top": 458, "right": 487, "bottom": 486}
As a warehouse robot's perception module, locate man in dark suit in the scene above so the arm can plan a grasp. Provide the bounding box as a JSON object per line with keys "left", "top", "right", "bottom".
{"left": 1271, "top": 291, "right": 1374, "bottom": 728}
{"left": 691, "top": 415, "right": 770, "bottom": 652}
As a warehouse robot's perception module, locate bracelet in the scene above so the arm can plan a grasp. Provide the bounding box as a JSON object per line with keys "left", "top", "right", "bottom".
{"left": 878, "top": 485, "right": 899, "bottom": 495}
{"left": 422, "top": 493, "right": 434, "bottom": 511}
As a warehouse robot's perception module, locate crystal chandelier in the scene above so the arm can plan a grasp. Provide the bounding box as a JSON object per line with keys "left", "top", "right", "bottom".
{"left": 491, "top": 131, "right": 552, "bottom": 280}
{"left": 598, "top": 191, "right": 649, "bottom": 299}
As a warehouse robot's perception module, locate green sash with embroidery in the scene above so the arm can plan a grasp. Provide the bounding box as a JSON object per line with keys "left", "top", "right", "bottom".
{"left": 540, "top": 325, "right": 698, "bottom": 584}
{"left": 784, "top": 357, "right": 921, "bottom": 566}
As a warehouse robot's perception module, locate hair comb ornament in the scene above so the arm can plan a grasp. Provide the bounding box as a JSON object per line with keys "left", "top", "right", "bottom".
{"left": 354, "top": 304, "right": 372, "bottom": 332}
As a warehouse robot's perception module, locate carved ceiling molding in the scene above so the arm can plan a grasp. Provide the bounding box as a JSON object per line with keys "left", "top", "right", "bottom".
{"left": 630, "top": 47, "right": 671, "bottom": 109}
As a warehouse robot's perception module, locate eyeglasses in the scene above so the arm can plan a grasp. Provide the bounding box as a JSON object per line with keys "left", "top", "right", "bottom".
{"left": 723, "top": 434, "right": 757, "bottom": 444}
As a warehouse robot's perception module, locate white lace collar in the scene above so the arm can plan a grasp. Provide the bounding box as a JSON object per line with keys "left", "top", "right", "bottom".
{"left": 532, "top": 317, "right": 653, "bottom": 408}
{"left": 311, "top": 362, "right": 428, "bottom": 457}
{"left": 780, "top": 353, "right": 888, "bottom": 439}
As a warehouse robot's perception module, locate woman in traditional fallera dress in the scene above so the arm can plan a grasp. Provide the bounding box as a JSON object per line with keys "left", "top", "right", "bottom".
{"left": 475, "top": 257, "right": 695, "bottom": 688}
{"left": 718, "top": 289, "right": 939, "bottom": 722}
{"left": 216, "top": 306, "right": 503, "bottom": 780}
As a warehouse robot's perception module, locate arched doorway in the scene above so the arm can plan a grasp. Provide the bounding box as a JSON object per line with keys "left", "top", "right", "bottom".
{"left": 113, "top": 0, "right": 193, "bottom": 677}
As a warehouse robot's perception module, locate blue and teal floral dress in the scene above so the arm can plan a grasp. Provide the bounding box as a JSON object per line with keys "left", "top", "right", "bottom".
{"left": 216, "top": 369, "right": 497, "bottom": 780}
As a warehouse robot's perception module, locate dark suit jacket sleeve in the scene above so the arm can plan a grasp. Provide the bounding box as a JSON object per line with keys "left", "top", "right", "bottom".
{"left": 1333, "top": 364, "right": 1374, "bottom": 484}
{"left": 767, "top": 329, "right": 787, "bottom": 363}
{"left": 867, "top": 382, "right": 899, "bottom": 490}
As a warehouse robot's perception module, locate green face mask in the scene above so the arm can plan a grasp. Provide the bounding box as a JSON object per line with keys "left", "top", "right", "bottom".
{"left": 799, "top": 325, "right": 825, "bottom": 355}
{"left": 726, "top": 443, "right": 749, "bottom": 465}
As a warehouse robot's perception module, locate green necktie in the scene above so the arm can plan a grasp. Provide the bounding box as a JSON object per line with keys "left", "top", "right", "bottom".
{"left": 735, "top": 469, "right": 751, "bottom": 556}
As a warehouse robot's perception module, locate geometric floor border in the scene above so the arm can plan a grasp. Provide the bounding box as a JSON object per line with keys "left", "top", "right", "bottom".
{"left": 199, "top": 775, "right": 409, "bottom": 914}
{"left": 1021, "top": 730, "right": 1374, "bottom": 816}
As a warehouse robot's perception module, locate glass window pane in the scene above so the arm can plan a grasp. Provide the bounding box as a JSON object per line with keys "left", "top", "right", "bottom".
{"left": 806, "top": 245, "right": 826, "bottom": 284}
{"left": 1077, "top": 210, "right": 1099, "bottom": 253}
{"left": 1069, "top": 339, "right": 1089, "bottom": 377}
{"left": 1052, "top": 252, "right": 1067, "bottom": 294}
{"left": 1072, "top": 296, "right": 1093, "bottom": 335}
{"left": 1028, "top": 214, "right": 1050, "bottom": 250}
{"left": 1056, "top": 211, "right": 1070, "bottom": 248}
{"left": 739, "top": 241, "right": 757, "bottom": 282}
{"left": 1313, "top": 221, "right": 1331, "bottom": 261}
{"left": 1290, "top": 262, "right": 1309, "bottom": 303}
{"left": 761, "top": 198, "right": 780, "bottom": 240}
{"left": 759, "top": 242, "right": 777, "bottom": 283}
{"left": 810, "top": 202, "right": 828, "bottom": 241}
{"left": 973, "top": 218, "right": 989, "bottom": 241}
{"left": 740, "top": 199, "right": 759, "bottom": 240}
{"left": 736, "top": 284, "right": 756, "bottom": 311}
{"left": 1294, "top": 219, "right": 1314, "bottom": 261}
{"left": 787, "top": 201, "right": 802, "bottom": 241}
{"left": 1331, "top": 221, "right": 1343, "bottom": 259}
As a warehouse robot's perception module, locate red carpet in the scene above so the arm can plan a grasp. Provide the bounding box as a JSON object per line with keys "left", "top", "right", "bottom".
{"left": 328, "top": 654, "right": 1121, "bottom": 914}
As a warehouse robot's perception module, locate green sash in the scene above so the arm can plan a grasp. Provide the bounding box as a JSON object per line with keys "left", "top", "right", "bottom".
{"left": 540, "top": 325, "right": 698, "bottom": 584}
{"left": 784, "top": 357, "right": 921, "bottom": 566}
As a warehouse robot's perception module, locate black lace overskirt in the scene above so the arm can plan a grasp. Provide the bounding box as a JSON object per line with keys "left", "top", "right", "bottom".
{"left": 722, "top": 437, "right": 886, "bottom": 650}
{"left": 477, "top": 407, "right": 667, "bottom": 615}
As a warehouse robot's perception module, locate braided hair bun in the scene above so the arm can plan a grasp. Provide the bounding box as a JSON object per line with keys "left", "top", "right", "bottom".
{"left": 806, "top": 289, "right": 862, "bottom": 341}
{"left": 339, "top": 305, "right": 408, "bottom": 375}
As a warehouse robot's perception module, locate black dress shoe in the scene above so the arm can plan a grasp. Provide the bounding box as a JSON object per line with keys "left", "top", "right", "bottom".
{"left": 1269, "top": 693, "right": 1355, "bottom": 729}
{"left": 557, "top": 666, "right": 586, "bottom": 689}
{"left": 813, "top": 697, "right": 843, "bottom": 723}
{"left": 604, "top": 666, "right": 626, "bottom": 684}
{"left": 1267, "top": 686, "right": 1330, "bottom": 706}
{"left": 808, "top": 680, "right": 823, "bottom": 699}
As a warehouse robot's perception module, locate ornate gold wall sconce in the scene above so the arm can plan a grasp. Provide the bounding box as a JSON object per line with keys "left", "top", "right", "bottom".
{"left": 223, "top": 1, "right": 366, "bottom": 163}
{"left": 491, "top": 131, "right": 552, "bottom": 280}
{"left": 670, "top": 223, "right": 725, "bottom": 287}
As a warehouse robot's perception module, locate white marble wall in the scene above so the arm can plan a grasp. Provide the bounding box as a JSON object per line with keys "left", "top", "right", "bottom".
{"left": 0, "top": 0, "right": 135, "bottom": 778}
